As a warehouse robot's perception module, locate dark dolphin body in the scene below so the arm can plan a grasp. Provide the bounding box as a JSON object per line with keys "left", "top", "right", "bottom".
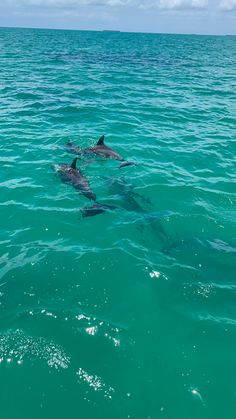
{"left": 57, "top": 157, "right": 96, "bottom": 201}
{"left": 65, "top": 136, "right": 136, "bottom": 168}
{"left": 85, "top": 135, "right": 123, "bottom": 161}
{"left": 56, "top": 158, "right": 117, "bottom": 217}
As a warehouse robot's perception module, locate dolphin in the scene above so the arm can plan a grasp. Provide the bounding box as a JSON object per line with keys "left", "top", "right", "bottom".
{"left": 85, "top": 135, "right": 123, "bottom": 161}
{"left": 108, "top": 177, "right": 151, "bottom": 212}
{"left": 55, "top": 157, "right": 117, "bottom": 217}
{"left": 65, "top": 136, "right": 136, "bottom": 168}
{"left": 108, "top": 177, "right": 168, "bottom": 243}
{"left": 56, "top": 157, "right": 96, "bottom": 201}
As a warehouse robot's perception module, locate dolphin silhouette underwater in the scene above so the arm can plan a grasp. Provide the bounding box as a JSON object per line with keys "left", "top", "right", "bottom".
{"left": 108, "top": 177, "right": 152, "bottom": 212}
{"left": 66, "top": 136, "right": 135, "bottom": 168}
{"left": 55, "top": 157, "right": 116, "bottom": 217}
{"left": 65, "top": 141, "right": 83, "bottom": 156}
{"left": 108, "top": 177, "right": 168, "bottom": 244}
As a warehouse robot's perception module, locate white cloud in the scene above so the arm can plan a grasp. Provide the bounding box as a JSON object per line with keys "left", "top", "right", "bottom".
{"left": 218, "top": 0, "right": 236, "bottom": 9}
{"left": 160, "top": 0, "right": 208, "bottom": 9}
{"left": 140, "top": 0, "right": 208, "bottom": 9}
{"left": 3, "top": 0, "right": 133, "bottom": 5}
{"left": 2, "top": 0, "right": 208, "bottom": 8}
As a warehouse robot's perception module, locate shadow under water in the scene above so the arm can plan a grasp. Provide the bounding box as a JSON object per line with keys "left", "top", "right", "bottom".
{"left": 107, "top": 176, "right": 169, "bottom": 247}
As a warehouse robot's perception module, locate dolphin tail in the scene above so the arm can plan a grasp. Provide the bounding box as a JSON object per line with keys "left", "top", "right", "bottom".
{"left": 65, "top": 141, "right": 83, "bottom": 156}
{"left": 80, "top": 202, "right": 117, "bottom": 218}
{"left": 118, "top": 161, "right": 137, "bottom": 169}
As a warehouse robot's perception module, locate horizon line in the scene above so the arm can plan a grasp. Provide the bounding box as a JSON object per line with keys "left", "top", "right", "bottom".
{"left": 0, "top": 24, "right": 235, "bottom": 37}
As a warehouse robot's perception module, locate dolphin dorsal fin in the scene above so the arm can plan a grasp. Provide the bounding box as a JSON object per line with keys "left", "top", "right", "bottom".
{"left": 71, "top": 158, "right": 78, "bottom": 169}
{"left": 97, "top": 135, "right": 105, "bottom": 146}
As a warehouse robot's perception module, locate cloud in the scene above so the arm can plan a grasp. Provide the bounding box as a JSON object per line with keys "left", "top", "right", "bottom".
{"left": 1, "top": 0, "right": 134, "bottom": 12}
{"left": 140, "top": 0, "right": 208, "bottom": 9}
{"left": 218, "top": 0, "right": 236, "bottom": 9}
{"left": 2, "top": 0, "right": 132, "bottom": 5}
{"left": 160, "top": 0, "right": 208, "bottom": 9}
{"left": 2, "top": 0, "right": 208, "bottom": 8}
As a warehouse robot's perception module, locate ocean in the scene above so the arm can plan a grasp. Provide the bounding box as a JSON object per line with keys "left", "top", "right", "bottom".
{"left": 0, "top": 27, "right": 235, "bottom": 418}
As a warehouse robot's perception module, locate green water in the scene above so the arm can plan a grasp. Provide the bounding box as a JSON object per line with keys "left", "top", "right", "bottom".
{"left": 0, "top": 27, "right": 236, "bottom": 418}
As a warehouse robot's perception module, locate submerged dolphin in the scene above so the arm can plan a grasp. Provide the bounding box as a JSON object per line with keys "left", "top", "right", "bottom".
{"left": 65, "top": 136, "right": 136, "bottom": 168}
{"left": 108, "top": 177, "right": 167, "bottom": 243}
{"left": 55, "top": 157, "right": 116, "bottom": 217}
{"left": 65, "top": 141, "right": 83, "bottom": 156}
{"left": 109, "top": 177, "right": 146, "bottom": 212}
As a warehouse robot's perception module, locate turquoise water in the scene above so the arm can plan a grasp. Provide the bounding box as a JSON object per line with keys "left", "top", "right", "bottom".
{"left": 0, "top": 27, "right": 236, "bottom": 418}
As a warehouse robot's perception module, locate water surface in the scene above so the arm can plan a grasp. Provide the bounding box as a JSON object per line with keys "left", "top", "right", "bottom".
{"left": 0, "top": 27, "right": 236, "bottom": 419}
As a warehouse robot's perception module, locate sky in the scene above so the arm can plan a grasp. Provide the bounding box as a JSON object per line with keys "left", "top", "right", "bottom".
{"left": 0, "top": 0, "right": 235, "bottom": 35}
